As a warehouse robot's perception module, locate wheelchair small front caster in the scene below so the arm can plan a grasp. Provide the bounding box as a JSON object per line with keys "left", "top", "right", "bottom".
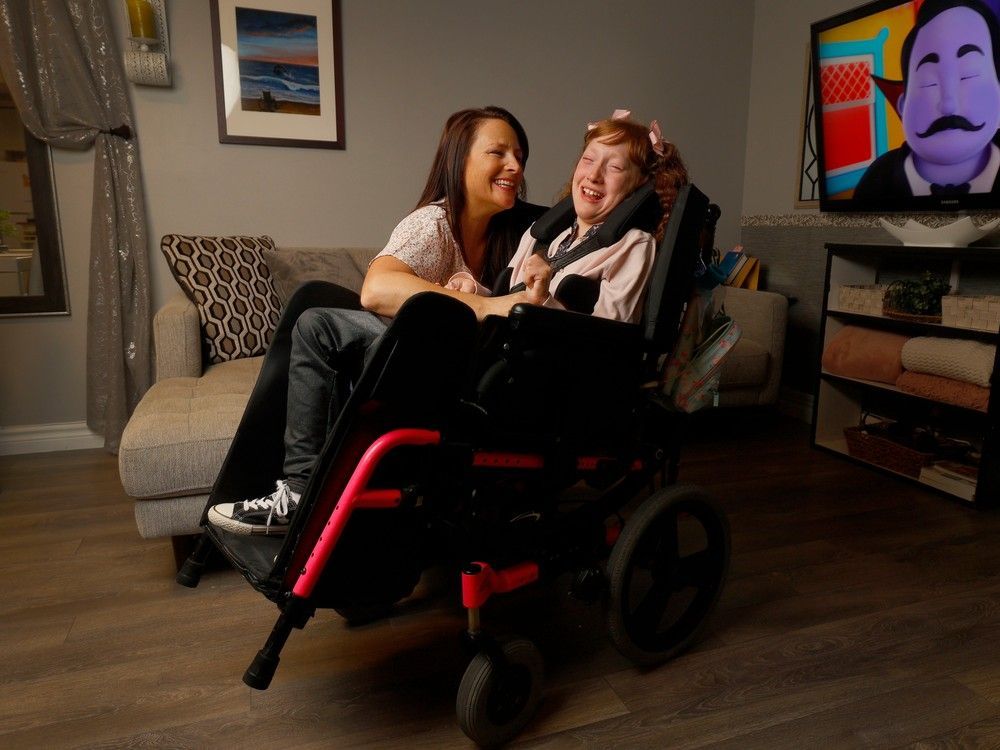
{"left": 607, "top": 484, "right": 729, "bottom": 665}
{"left": 456, "top": 637, "right": 544, "bottom": 748}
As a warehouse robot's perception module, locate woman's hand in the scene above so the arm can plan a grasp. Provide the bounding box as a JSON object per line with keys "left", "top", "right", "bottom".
{"left": 363, "top": 254, "right": 553, "bottom": 323}
{"left": 364, "top": 256, "right": 524, "bottom": 322}
{"left": 444, "top": 272, "right": 483, "bottom": 294}
{"left": 446, "top": 276, "right": 478, "bottom": 293}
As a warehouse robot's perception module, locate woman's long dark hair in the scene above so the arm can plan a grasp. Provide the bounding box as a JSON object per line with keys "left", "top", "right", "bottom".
{"left": 415, "top": 106, "right": 530, "bottom": 287}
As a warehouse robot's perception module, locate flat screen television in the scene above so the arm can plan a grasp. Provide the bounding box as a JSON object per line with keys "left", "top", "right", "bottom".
{"left": 811, "top": 0, "right": 1000, "bottom": 211}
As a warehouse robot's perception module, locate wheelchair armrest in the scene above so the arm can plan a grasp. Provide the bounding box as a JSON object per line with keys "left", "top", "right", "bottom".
{"left": 552, "top": 274, "right": 599, "bottom": 315}
{"left": 507, "top": 302, "right": 641, "bottom": 348}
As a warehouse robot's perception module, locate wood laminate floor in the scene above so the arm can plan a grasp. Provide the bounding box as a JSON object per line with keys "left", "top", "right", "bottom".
{"left": 3, "top": 412, "right": 1000, "bottom": 748}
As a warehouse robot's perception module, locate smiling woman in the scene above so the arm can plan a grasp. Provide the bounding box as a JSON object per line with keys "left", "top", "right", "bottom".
{"left": 0, "top": 70, "right": 67, "bottom": 317}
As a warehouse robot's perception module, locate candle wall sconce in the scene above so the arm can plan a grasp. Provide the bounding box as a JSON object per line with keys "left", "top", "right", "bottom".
{"left": 123, "top": 0, "right": 171, "bottom": 86}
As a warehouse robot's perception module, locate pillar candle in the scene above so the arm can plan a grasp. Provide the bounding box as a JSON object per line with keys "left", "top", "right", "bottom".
{"left": 126, "top": 0, "right": 158, "bottom": 40}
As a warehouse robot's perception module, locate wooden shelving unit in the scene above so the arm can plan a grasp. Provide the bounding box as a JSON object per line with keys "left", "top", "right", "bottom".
{"left": 812, "top": 243, "right": 1000, "bottom": 508}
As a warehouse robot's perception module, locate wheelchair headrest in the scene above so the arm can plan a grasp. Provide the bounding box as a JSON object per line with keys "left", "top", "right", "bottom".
{"left": 529, "top": 181, "right": 662, "bottom": 247}
{"left": 642, "top": 183, "right": 710, "bottom": 356}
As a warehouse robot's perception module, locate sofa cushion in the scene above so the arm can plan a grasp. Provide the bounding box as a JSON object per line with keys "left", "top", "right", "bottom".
{"left": 118, "top": 357, "right": 263, "bottom": 499}
{"left": 719, "top": 337, "right": 770, "bottom": 389}
{"left": 161, "top": 234, "right": 281, "bottom": 364}
{"left": 263, "top": 246, "right": 380, "bottom": 305}
{"left": 134, "top": 494, "right": 208, "bottom": 539}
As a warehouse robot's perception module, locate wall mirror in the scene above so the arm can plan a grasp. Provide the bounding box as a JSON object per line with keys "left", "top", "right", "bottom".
{"left": 0, "top": 68, "right": 67, "bottom": 317}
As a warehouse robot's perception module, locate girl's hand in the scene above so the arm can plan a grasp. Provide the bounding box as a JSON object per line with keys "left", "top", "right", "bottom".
{"left": 523, "top": 253, "right": 551, "bottom": 305}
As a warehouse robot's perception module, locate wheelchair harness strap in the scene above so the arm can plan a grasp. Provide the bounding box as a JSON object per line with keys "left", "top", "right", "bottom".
{"left": 507, "top": 232, "right": 608, "bottom": 294}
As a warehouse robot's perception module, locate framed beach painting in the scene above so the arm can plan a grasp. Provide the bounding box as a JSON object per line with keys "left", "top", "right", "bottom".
{"left": 210, "top": 0, "right": 345, "bottom": 149}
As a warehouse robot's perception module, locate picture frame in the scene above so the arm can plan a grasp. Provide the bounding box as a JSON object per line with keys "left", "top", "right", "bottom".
{"left": 795, "top": 47, "right": 819, "bottom": 208}
{"left": 210, "top": 0, "right": 345, "bottom": 149}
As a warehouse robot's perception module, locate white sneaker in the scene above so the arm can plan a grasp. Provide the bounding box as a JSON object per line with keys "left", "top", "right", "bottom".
{"left": 207, "top": 481, "right": 301, "bottom": 536}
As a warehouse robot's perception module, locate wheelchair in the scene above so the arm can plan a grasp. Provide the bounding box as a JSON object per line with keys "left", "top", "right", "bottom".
{"left": 177, "top": 183, "right": 730, "bottom": 748}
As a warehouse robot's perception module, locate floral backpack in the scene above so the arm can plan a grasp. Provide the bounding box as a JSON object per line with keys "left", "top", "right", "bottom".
{"left": 660, "top": 254, "right": 742, "bottom": 412}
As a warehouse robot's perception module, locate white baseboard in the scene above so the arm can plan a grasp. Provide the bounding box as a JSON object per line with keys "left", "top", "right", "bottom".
{"left": 0, "top": 421, "right": 104, "bottom": 456}
{"left": 778, "top": 387, "right": 814, "bottom": 423}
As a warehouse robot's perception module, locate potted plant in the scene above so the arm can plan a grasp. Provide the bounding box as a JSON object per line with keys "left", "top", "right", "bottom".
{"left": 883, "top": 271, "right": 951, "bottom": 322}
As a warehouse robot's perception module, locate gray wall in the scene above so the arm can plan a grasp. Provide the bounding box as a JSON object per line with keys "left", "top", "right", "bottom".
{"left": 0, "top": 0, "right": 756, "bottom": 429}
{"left": 742, "top": 0, "right": 858, "bottom": 217}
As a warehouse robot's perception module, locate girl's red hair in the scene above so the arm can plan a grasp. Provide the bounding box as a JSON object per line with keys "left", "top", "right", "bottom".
{"left": 569, "top": 117, "right": 689, "bottom": 241}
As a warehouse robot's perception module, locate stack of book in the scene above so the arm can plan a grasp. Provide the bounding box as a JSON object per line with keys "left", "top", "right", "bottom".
{"left": 718, "top": 246, "right": 760, "bottom": 290}
{"left": 918, "top": 460, "right": 978, "bottom": 501}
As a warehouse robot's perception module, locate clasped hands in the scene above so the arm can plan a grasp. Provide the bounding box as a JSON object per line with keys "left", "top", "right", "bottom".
{"left": 446, "top": 252, "right": 552, "bottom": 318}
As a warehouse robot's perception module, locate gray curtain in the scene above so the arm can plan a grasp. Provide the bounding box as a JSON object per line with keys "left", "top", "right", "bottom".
{"left": 0, "top": 0, "right": 151, "bottom": 451}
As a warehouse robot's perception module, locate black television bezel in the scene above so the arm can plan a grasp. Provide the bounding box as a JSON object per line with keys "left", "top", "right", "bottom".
{"left": 810, "top": 0, "right": 1000, "bottom": 213}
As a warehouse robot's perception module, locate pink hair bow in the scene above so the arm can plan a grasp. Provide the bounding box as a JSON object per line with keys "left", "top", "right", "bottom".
{"left": 648, "top": 119, "right": 665, "bottom": 156}
{"left": 586, "top": 110, "right": 668, "bottom": 156}
{"left": 587, "top": 108, "right": 631, "bottom": 131}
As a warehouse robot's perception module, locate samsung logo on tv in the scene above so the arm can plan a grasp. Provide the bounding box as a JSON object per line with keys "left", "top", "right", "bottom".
{"left": 940, "top": 199, "right": 960, "bottom": 206}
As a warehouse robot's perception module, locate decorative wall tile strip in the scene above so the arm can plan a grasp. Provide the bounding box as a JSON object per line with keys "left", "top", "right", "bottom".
{"left": 741, "top": 213, "right": 1000, "bottom": 229}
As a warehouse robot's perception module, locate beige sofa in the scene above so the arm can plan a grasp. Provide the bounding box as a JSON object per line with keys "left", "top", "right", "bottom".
{"left": 118, "top": 246, "right": 787, "bottom": 558}
{"left": 717, "top": 285, "right": 788, "bottom": 407}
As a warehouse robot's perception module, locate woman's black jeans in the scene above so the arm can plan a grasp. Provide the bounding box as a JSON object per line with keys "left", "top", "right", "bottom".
{"left": 282, "top": 307, "right": 387, "bottom": 492}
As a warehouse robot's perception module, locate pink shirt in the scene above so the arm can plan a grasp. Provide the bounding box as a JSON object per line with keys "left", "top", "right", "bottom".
{"left": 507, "top": 225, "right": 656, "bottom": 324}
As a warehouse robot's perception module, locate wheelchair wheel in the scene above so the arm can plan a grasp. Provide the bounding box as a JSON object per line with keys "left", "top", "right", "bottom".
{"left": 607, "top": 484, "right": 729, "bottom": 666}
{"left": 456, "top": 638, "right": 544, "bottom": 748}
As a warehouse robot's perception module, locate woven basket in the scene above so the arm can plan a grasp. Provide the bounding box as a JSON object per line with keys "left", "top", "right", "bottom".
{"left": 941, "top": 294, "right": 1000, "bottom": 332}
{"left": 838, "top": 284, "right": 887, "bottom": 316}
{"left": 843, "top": 425, "right": 935, "bottom": 477}
{"left": 883, "top": 308, "right": 942, "bottom": 324}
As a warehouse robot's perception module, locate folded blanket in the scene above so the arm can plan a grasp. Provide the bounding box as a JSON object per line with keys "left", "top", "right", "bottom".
{"left": 822, "top": 326, "right": 909, "bottom": 384}
{"left": 901, "top": 337, "right": 995, "bottom": 387}
{"left": 896, "top": 371, "right": 990, "bottom": 412}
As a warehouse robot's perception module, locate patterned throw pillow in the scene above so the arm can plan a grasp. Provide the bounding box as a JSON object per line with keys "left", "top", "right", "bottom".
{"left": 161, "top": 235, "right": 281, "bottom": 364}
